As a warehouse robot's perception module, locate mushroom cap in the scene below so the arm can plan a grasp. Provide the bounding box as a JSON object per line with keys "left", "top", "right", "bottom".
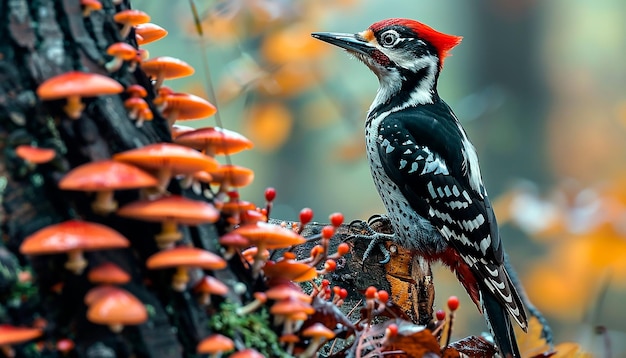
{"left": 193, "top": 275, "right": 229, "bottom": 296}
{"left": 0, "top": 325, "right": 43, "bottom": 346}
{"left": 84, "top": 285, "right": 120, "bottom": 306}
{"left": 117, "top": 195, "right": 220, "bottom": 225}
{"left": 161, "top": 93, "right": 217, "bottom": 121}
{"left": 135, "top": 23, "right": 168, "bottom": 45}
{"left": 174, "top": 127, "right": 253, "bottom": 155}
{"left": 209, "top": 164, "right": 255, "bottom": 188}
{"left": 113, "top": 143, "right": 219, "bottom": 175}
{"left": 124, "top": 97, "right": 149, "bottom": 110}
{"left": 146, "top": 246, "right": 227, "bottom": 270}
{"left": 88, "top": 262, "right": 131, "bottom": 285}
{"left": 171, "top": 124, "right": 196, "bottom": 139}
{"left": 20, "top": 220, "right": 129, "bottom": 255}
{"left": 218, "top": 200, "right": 256, "bottom": 215}
{"left": 37, "top": 71, "right": 124, "bottom": 100}
{"left": 15, "top": 145, "right": 56, "bottom": 164}
{"left": 229, "top": 349, "right": 265, "bottom": 358}
{"left": 263, "top": 260, "right": 317, "bottom": 282}
{"left": 81, "top": 0, "right": 102, "bottom": 11}
{"left": 231, "top": 222, "right": 305, "bottom": 249}
{"left": 265, "top": 283, "right": 312, "bottom": 303}
{"left": 126, "top": 84, "right": 148, "bottom": 98}
{"left": 301, "top": 322, "right": 336, "bottom": 340}
{"left": 106, "top": 42, "right": 137, "bottom": 60}
{"left": 113, "top": 9, "right": 150, "bottom": 26}
{"left": 59, "top": 160, "right": 158, "bottom": 192}
{"left": 87, "top": 287, "right": 148, "bottom": 326}
{"left": 141, "top": 56, "right": 194, "bottom": 80}
{"left": 218, "top": 233, "right": 251, "bottom": 248}
{"left": 197, "top": 334, "right": 234, "bottom": 354}
{"left": 270, "top": 297, "right": 315, "bottom": 316}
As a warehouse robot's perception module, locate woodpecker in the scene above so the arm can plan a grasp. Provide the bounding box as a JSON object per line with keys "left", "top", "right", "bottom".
{"left": 313, "top": 19, "right": 528, "bottom": 357}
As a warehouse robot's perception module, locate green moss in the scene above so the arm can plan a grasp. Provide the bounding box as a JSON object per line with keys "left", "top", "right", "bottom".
{"left": 208, "top": 302, "right": 290, "bottom": 357}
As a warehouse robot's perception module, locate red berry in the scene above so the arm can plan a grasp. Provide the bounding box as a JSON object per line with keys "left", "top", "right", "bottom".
{"left": 436, "top": 309, "right": 446, "bottom": 321}
{"left": 310, "top": 245, "right": 323, "bottom": 257}
{"left": 332, "top": 286, "right": 341, "bottom": 295}
{"left": 386, "top": 323, "right": 398, "bottom": 337}
{"left": 321, "top": 279, "right": 330, "bottom": 288}
{"left": 365, "top": 286, "right": 377, "bottom": 299}
{"left": 329, "top": 212, "right": 344, "bottom": 227}
{"left": 321, "top": 225, "right": 335, "bottom": 239}
{"left": 447, "top": 296, "right": 460, "bottom": 311}
{"left": 324, "top": 259, "right": 337, "bottom": 272}
{"left": 336, "top": 243, "right": 350, "bottom": 256}
{"left": 299, "top": 208, "right": 314, "bottom": 225}
{"left": 377, "top": 290, "right": 389, "bottom": 303}
{"left": 264, "top": 187, "right": 276, "bottom": 202}
{"left": 227, "top": 190, "right": 239, "bottom": 200}
{"left": 339, "top": 288, "right": 348, "bottom": 299}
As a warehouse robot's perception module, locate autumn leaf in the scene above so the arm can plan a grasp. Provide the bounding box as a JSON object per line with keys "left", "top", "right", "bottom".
{"left": 515, "top": 316, "right": 553, "bottom": 358}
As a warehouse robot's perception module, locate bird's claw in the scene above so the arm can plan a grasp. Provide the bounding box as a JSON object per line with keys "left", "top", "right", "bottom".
{"left": 348, "top": 217, "right": 395, "bottom": 264}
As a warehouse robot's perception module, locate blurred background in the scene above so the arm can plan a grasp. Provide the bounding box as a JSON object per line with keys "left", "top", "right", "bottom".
{"left": 134, "top": 0, "right": 626, "bottom": 355}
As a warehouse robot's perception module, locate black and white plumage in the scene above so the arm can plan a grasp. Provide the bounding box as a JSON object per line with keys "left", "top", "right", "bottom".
{"left": 313, "top": 18, "right": 531, "bottom": 357}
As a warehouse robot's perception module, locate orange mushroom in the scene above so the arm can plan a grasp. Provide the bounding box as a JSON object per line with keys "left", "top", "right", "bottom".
{"left": 88, "top": 262, "right": 131, "bottom": 285}
{"left": 124, "top": 97, "right": 148, "bottom": 119}
{"left": 117, "top": 195, "right": 220, "bottom": 248}
{"left": 160, "top": 93, "right": 217, "bottom": 127}
{"left": 231, "top": 222, "right": 306, "bottom": 275}
{"left": 197, "top": 334, "right": 234, "bottom": 357}
{"left": 300, "top": 323, "right": 336, "bottom": 357}
{"left": 37, "top": 71, "right": 124, "bottom": 119}
{"left": 137, "top": 107, "right": 153, "bottom": 127}
{"left": 146, "top": 247, "right": 227, "bottom": 291}
{"left": 81, "top": 0, "right": 102, "bottom": 17}
{"left": 105, "top": 42, "right": 137, "bottom": 73}
{"left": 58, "top": 160, "right": 158, "bottom": 215}
{"left": 135, "top": 23, "right": 168, "bottom": 45}
{"left": 141, "top": 56, "right": 194, "bottom": 89}
{"left": 113, "top": 143, "right": 219, "bottom": 192}
{"left": 263, "top": 260, "right": 318, "bottom": 283}
{"left": 86, "top": 287, "right": 147, "bottom": 332}
{"left": 229, "top": 349, "right": 264, "bottom": 358}
{"left": 20, "top": 220, "right": 130, "bottom": 274}
{"left": 15, "top": 145, "right": 56, "bottom": 164}
{"left": 171, "top": 124, "right": 195, "bottom": 139}
{"left": 174, "top": 127, "right": 253, "bottom": 157}
{"left": 0, "top": 324, "right": 43, "bottom": 357}
{"left": 113, "top": 9, "right": 150, "bottom": 38}
{"left": 193, "top": 275, "right": 229, "bottom": 305}
{"left": 210, "top": 164, "right": 255, "bottom": 190}
{"left": 126, "top": 84, "right": 147, "bottom": 98}
{"left": 84, "top": 285, "right": 120, "bottom": 306}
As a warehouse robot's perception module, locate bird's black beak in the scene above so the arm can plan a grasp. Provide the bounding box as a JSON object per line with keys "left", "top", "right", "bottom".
{"left": 311, "top": 32, "right": 374, "bottom": 56}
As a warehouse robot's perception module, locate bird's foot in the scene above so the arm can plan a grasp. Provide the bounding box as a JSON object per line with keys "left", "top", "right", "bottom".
{"left": 348, "top": 215, "right": 396, "bottom": 264}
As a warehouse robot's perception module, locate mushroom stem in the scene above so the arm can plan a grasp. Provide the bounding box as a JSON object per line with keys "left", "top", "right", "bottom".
{"left": 156, "top": 167, "right": 173, "bottom": 192}
{"left": 108, "top": 323, "right": 124, "bottom": 333}
{"left": 92, "top": 190, "right": 117, "bottom": 215}
{"left": 64, "top": 95, "right": 85, "bottom": 119}
{"left": 105, "top": 57, "right": 124, "bottom": 73}
{"left": 172, "top": 266, "right": 189, "bottom": 291}
{"left": 298, "top": 337, "right": 324, "bottom": 358}
{"left": 165, "top": 108, "right": 180, "bottom": 128}
{"left": 120, "top": 24, "right": 133, "bottom": 38}
{"left": 155, "top": 220, "right": 182, "bottom": 249}
{"left": 65, "top": 249, "right": 88, "bottom": 275}
{"left": 153, "top": 71, "right": 165, "bottom": 90}
{"left": 251, "top": 243, "right": 267, "bottom": 278}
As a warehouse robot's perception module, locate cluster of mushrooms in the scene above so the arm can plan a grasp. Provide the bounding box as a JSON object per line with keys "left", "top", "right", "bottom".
{"left": 6, "top": 2, "right": 358, "bottom": 357}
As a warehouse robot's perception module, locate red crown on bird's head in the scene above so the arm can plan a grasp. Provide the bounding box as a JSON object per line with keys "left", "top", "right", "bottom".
{"left": 369, "top": 18, "right": 462, "bottom": 68}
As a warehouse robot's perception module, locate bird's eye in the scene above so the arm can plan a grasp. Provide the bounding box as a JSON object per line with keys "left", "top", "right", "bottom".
{"left": 380, "top": 31, "right": 399, "bottom": 47}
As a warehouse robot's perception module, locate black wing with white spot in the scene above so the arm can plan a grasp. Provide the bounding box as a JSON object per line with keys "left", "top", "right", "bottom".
{"left": 375, "top": 106, "right": 528, "bottom": 331}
